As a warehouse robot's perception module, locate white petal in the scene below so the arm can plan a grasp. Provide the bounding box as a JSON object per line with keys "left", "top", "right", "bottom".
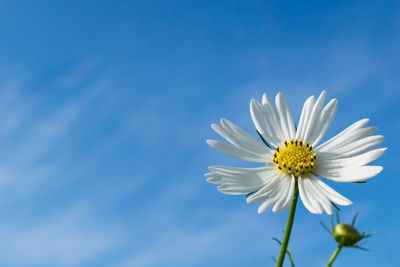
{"left": 302, "top": 91, "right": 326, "bottom": 143}
{"left": 207, "top": 140, "right": 268, "bottom": 162}
{"left": 217, "top": 184, "right": 264, "bottom": 195}
{"left": 314, "top": 147, "right": 385, "bottom": 183}
{"left": 330, "top": 135, "right": 383, "bottom": 157}
{"left": 306, "top": 173, "right": 352, "bottom": 206}
{"left": 271, "top": 177, "right": 291, "bottom": 212}
{"left": 316, "top": 148, "right": 386, "bottom": 169}
{"left": 217, "top": 118, "right": 273, "bottom": 155}
{"left": 302, "top": 173, "right": 332, "bottom": 214}
{"left": 246, "top": 172, "right": 287, "bottom": 203}
{"left": 275, "top": 93, "right": 296, "bottom": 140}
{"left": 316, "top": 118, "right": 370, "bottom": 151}
{"left": 317, "top": 135, "right": 384, "bottom": 160}
{"left": 257, "top": 176, "right": 288, "bottom": 213}
{"left": 295, "top": 95, "right": 315, "bottom": 140}
{"left": 317, "top": 127, "right": 378, "bottom": 154}
{"left": 250, "top": 99, "right": 282, "bottom": 147}
{"left": 295, "top": 92, "right": 338, "bottom": 147}
{"left": 313, "top": 165, "right": 383, "bottom": 183}
{"left": 206, "top": 166, "right": 279, "bottom": 195}
{"left": 298, "top": 175, "right": 322, "bottom": 213}
{"left": 310, "top": 99, "right": 338, "bottom": 147}
{"left": 208, "top": 165, "right": 275, "bottom": 179}
{"left": 273, "top": 175, "right": 295, "bottom": 212}
{"left": 207, "top": 118, "right": 275, "bottom": 163}
{"left": 258, "top": 198, "right": 276, "bottom": 214}
{"left": 262, "top": 94, "right": 285, "bottom": 139}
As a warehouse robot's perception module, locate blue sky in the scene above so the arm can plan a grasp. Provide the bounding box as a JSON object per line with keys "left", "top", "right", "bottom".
{"left": 0, "top": 0, "right": 398, "bottom": 266}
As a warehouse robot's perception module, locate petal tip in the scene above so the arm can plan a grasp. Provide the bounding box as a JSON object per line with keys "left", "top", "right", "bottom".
{"left": 249, "top": 99, "right": 259, "bottom": 110}
{"left": 206, "top": 139, "right": 216, "bottom": 146}
{"left": 220, "top": 118, "right": 228, "bottom": 124}
{"left": 376, "top": 166, "right": 383, "bottom": 174}
{"left": 262, "top": 93, "right": 270, "bottom": 105}
{"left": 330, "top": 98, "right": 338, "bottom": 105}
{"left": 276, "top": 92, "right": 284, "bottom": 101}
{"left": 362, "top": 118, "right": 370, "bottom": 125}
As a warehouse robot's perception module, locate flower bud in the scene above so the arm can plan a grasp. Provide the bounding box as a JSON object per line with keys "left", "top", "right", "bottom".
{"left": 333, "top": 223, "right": 363, "bottom": 247}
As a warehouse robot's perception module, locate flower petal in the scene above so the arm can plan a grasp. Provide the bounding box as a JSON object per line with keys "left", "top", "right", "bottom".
{"left": 304, "top": 173, "right": 352, "bottom": 206}
{"left": 313, "top": 165, "right": 383, "bottom": 183}
{"left": 317, "top": 135, "right": 384, "bottom": 160}
{"left": 207, "top": 119, "right": 273, "bottom": 162}
{"left": 296, "top": 91, "right": 338, "bottom": 147}
{"left": 257, "top": 198, "right": 276, "bottom": 214}
{"left": 316, "top": 148, "right": 386, "bottom": 169}
{"left": 315, "top": 146, "right": 385, "bottom": 183}
{"left": 275, "top": 93, "right": 296, "bottom": 140}
{"left": 207, "top": 140, "right": 268, "bottom": 162}
{"left": 206, "top": 166, "right": 279, "bottom": 195}
{"left": 299, "top": 173, "right": 352, "bottom": 214}
{"left": 316, "top": 118, "right": 370, "bottom": 152}
{"left": 246, "top": 172, "right": 288, "bottom": 203}
{"left": 302, "top": 173, "right": 332, "bottom": 214}
{"left": 272, "top": 174, "right": 295, "bottom": 212}
{"left": 262, "top": 93, "right": 285, "bottom": 138}
{"left": 302, "top": 91, "right": 326, "bottom": 143}
{"left": 250, "top": 98, "right": 282, "bottom": 147}
{"left": 233, "top": 171, "right": 293, "bottom": 213}
{"left": 298, "top": 175, "right": 322, "bottom": 214}
{"left": 213, "top": 119, "right": 273, "bottom": 155}
{"left": 295, "top": 95, "right": 316, "bottom": 140}
{"left": 309, "top": 99, "right": 338, "bottom": 147}
{"left": 256, "top": 173, "right": 292, "bottom": 213}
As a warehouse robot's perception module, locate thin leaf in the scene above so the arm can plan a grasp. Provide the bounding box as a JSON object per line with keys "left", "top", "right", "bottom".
{"left": 331, "top": 202, "right": 340, "bottom": 212}
{"left": 320, "top": 221, "right": 332, "bottom": 235}
{"left": 335, "top": 210, "right": 340, "bottom": 224}
{"left": 245, "top": 191, "right": 257, "bottom": 198}
{"left": 363, "top": 230, "right": 376, "bottom": 239}
{"left": 286, "top": 249, "right": 295, "bottom": 267}
{"left": 272, "top": 237, "right": 282, "bottom": 245}
{"left": 351, "top": 212, "right": 359, "bottom": 226}
{"left": 257, "top": 131, "right": 272, "bottom": 148}
{"left": 272, "top": 237, "right": 295, "bottom": 267}
{"left": 355, "top": 241, "right": 368, "bottom": 246}
{"left": 354, "top": 246, "right": 377, "bottom": 252}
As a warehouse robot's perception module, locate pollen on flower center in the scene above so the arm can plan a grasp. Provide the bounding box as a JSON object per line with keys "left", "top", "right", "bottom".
{"left": 272, "top": 139, "right": 317, "bottom": 176}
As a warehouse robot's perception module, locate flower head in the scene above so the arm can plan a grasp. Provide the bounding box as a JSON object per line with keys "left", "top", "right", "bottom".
{"left": 322, "top": 212, "right": 375, "bottom": 249}
{"left": 334, "top": 223, "right": 363, "bottom": 246}
{"left": 206, "top": 91, "right": 385, "bottom": 214}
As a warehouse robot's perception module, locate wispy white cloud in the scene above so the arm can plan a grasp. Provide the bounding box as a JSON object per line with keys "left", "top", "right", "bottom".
{"left": 55, "top": 58, "right": 102, "bottom": 88}
{"left": 0, "top": 60, "right": 134, "bottom": 266}
{"left": 115, "top": 207, "right": 281, "bottom": 267}
{"left": 0, "top": 204, "right": 122, "bottom": 266}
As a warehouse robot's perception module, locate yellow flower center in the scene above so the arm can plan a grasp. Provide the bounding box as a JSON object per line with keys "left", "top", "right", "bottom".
{"left": 272, "top": 139, "right": 317, "bottom": 176}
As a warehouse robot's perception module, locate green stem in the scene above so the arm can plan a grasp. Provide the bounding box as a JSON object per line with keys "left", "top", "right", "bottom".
{"left": 276, "top": 180, "right": 299, "bottom": 267}
{"left": 327, "top": 246, "right": 342, "bottom": 267}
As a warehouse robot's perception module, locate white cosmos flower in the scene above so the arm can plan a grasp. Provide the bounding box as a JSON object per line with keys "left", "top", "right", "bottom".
{"left": 206, "top": 91, "right": 385, "bottom": 214}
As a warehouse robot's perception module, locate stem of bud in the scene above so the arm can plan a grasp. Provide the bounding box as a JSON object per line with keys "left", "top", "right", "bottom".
{"left": 327, "top": 245, "right": 343, "bottom": 267}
